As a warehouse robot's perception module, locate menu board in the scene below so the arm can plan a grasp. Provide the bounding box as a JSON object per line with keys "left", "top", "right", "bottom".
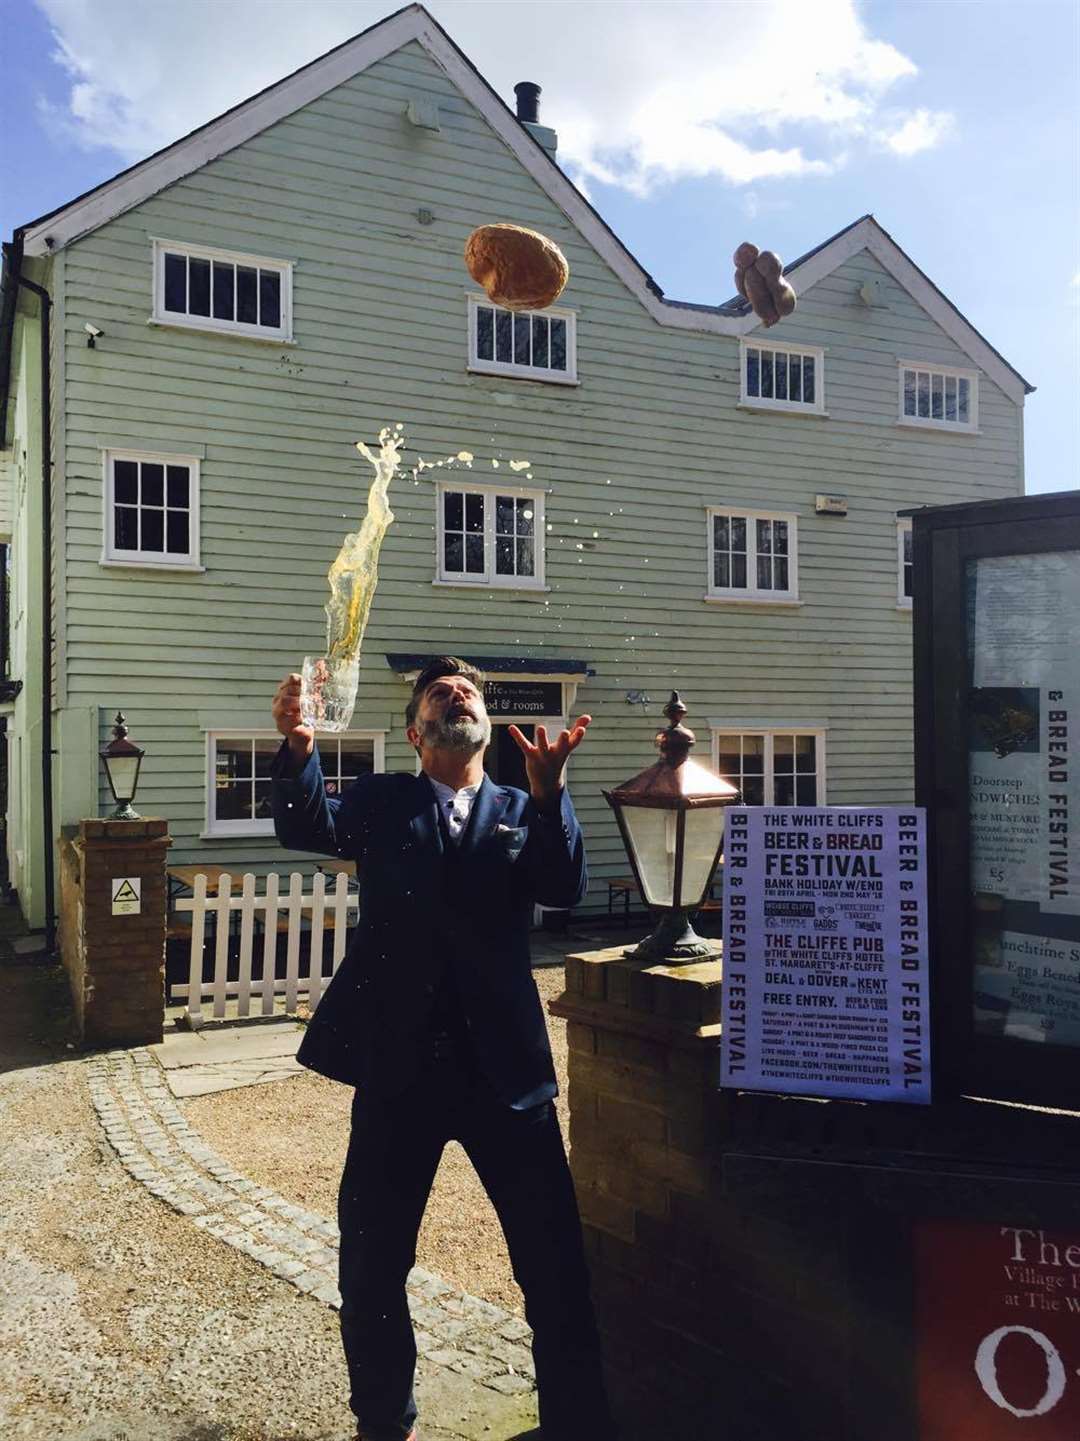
{"left": 967, "top": 553, "right": 1080, "bottom": 1048}
{"left": 720, "top": 807, "right": 930, "bottom": 1102}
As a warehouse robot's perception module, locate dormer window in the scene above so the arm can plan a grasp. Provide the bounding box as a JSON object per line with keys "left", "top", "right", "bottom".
{"left": 152, "top": 239, "right": 293, "bottom": 341}
{"left": 468, "top": 295, "right": 577, "bottom": 384}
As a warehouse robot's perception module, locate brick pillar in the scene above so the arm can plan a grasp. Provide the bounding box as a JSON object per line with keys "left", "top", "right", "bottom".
{"left": 550, "top": 946, "right": 724, "bottom": 1440}
{"left": 58, "top": 818, "right": 171, "bottom": 1047}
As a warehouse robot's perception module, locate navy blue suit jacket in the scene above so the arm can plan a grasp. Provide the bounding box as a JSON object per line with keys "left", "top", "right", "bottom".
{"left": 271, "top": 744, "right": 587, "bottom": 1107}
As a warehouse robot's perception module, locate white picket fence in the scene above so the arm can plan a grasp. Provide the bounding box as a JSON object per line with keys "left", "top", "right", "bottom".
{"left": 173, "top": 871, "right": 358, "bottom": 1022}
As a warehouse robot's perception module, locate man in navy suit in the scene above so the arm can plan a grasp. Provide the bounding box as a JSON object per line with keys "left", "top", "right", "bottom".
{"left": 271, "top": 657, "right": 615, "bottom": 1441}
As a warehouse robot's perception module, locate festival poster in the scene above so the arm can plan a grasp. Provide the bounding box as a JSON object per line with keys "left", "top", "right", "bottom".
{"left": 916, "top": 1220, "right": 1080, "bottom": 1440}
{"left": 719, "top": 807, "right": 930, "bottom": 1103}
{"left": 968, "top": 552, "right": 1080, "bottom": 1045}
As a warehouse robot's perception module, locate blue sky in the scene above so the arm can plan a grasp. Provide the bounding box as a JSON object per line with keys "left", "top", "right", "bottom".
{"left": 2, "top": 0, "right": 1077, "bottom": 492}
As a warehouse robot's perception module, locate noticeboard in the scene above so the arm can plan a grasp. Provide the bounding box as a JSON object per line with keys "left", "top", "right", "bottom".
{"left": 913, "top": 490, "right": 1080, "bottom": 1106}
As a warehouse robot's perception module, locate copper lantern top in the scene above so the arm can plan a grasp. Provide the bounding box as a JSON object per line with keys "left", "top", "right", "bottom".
{"left": 603, "top": 692, "right": 740, "bottom": 810}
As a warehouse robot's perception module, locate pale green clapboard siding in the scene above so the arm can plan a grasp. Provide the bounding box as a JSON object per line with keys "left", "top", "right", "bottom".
{"left": 48, "top": 39, "right": 1024, "bottom": 899}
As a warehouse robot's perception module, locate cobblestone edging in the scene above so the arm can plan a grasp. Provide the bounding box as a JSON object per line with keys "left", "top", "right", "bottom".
{"left": 87, "top": 1049, "right": 537, "bottom": 1398}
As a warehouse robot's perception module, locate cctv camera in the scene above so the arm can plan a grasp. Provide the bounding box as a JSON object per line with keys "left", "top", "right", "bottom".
{"left": 84, "top": 322, "right": 104, "bottom": 347}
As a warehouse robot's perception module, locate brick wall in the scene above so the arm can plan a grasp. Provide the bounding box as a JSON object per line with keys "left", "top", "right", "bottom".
{"left": 57, "top": 819, "right": 171, "bottom": 1048}
{"left": 551, "top": 948, "right": 1080, "bottom": 1441}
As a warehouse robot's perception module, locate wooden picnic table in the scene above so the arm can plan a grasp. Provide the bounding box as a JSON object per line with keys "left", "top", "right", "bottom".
{"left": 167, "top": 864, "right": 242, "bottom": 896}
{"left": 315, "top": 859, "right": 357, "bottom": 877}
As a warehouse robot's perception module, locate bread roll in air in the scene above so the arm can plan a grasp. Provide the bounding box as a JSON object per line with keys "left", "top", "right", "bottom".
{"left": 733, "top": 242, "right": 797, "bottom": 328}
{"left": 465, "top": 223, "right": 569, "bottom": 311}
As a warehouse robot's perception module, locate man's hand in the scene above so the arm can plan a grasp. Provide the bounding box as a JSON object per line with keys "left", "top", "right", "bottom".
{"left": 508, "top": 715, "right": 591, "bottom": 811}
{"left": 272, "top": 673, "right": 314, "bottom": 762}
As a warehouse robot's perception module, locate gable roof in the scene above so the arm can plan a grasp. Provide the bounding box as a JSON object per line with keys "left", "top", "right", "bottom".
{"left": 9, "top": 3, "right": 1031, "bottom": 402}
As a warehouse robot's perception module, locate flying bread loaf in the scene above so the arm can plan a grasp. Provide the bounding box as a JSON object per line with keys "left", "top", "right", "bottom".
{"left": 733, "top": 242, "right": 797, "bottom": 328}
{"left": 464, "top": 223, "right": 569, "bottom": 311}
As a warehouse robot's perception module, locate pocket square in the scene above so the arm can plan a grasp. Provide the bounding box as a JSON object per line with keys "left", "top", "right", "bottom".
{"left": 496, "top": 823, "right": 529, "bottom": 859}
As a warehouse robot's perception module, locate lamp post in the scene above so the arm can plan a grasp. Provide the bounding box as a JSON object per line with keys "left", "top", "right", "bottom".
{"left": 603, "top": 691, "right": 738, "bottom": 964}
{"left": 100, "top": 712, "right": 145, "bottom": 820}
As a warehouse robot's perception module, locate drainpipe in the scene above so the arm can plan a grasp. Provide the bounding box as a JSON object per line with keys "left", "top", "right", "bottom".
{"left": 10, "top": 261, "right": 56, "bottom": 955}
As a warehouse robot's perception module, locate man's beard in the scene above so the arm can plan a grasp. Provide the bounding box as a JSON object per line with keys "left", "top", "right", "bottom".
{"left": 420, "top": 711, "right": 491, "bottom": 753}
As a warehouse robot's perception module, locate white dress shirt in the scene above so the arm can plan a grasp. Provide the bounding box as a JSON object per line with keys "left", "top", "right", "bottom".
{"left": 428, "top": 777, "right": 482, "bottom": 845}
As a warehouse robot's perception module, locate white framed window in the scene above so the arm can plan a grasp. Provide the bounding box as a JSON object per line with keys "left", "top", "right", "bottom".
{"left": 467, "top": 294, "right": 577, "bottom": 384}
{"left": 706, "top": 507, "right": 798, "bottom": 602}
{"left": 740, "top": 339, "right": 825, "bottom": 414}
{"left": 206, "top": 730, "right": 384, "bottom": 837}
{"left": 436, "top": 483, "right": 545, "bottom": 588}
{"left": 102, "top": 449, "right": 200, "bottom": 568}
{"left": 897, "top": 519, "right": 913, "bottom": 608}
{"left": 712, "top": 729, "right": 826, "bottom": 807}
{"left": 897, "top": 361, "right": 978, "bottom": 432}
{"left": 152, "top": 239, "right": 293, "bottom": 341}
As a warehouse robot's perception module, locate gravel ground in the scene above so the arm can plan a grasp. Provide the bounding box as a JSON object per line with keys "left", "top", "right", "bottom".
{"left": 0, "top": 959, "right": 540, "bottom": 1441}
{"left": 185, "top": 970, "right": 571, "bottom": 1317}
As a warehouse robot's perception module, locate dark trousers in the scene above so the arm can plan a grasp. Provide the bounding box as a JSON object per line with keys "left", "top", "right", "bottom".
{"left": 338, "top": 1044, "right": 615, "bottom": 1440}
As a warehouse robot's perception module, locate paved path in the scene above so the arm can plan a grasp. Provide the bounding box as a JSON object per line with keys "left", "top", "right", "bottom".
{"left": 0, "top": 956, "right": 540, "bottom": 1441}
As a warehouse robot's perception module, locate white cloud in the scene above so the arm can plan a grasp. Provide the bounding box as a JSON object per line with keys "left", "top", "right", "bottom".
{"left": 33, "top": 0, "right": 953, "bottom": 197}
{"left": 881, "top": 107, "right": 954, "bottom": 157}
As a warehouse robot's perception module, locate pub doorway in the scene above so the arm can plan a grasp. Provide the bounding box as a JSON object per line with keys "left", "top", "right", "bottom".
{"left": 483, "top": 721, "right": 532, "bottom": 790}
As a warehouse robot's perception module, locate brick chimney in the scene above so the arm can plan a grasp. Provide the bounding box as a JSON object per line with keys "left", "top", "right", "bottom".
{"left": 514, "top": 81, "right": 557, "bottom": 161}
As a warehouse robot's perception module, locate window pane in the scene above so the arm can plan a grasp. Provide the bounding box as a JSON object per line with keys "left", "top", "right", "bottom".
{"left": 141, "top": 508, "right": 164, "bottom": 552}
{"left": 259, "top": 271, "right": 281, "bottom": 329}
{"left": 340, "top": 740, "right": 374, "bottom": 779}
{"left": 802, "top": 356, "right": 815, "bottom": 405}
{"left": 714, "top": 552, "right": 730, "bottom": 588}
{"left": 795, "top": 735, "right": 817, "bottom": 773}
{"left": 253, "top": 738, "right": 279, "bottom": 777}
{"left": 465, "top": 533, "right": 484, "bottom": 573}
{"left": 958, "top": 377, "right": 970, "bottom": 423}
{"left": 731, "top": 517, "right": 746, "bottom": 552}
{"left": 212, "top": 261, "right": 235, "bottom": 321}
{"left": 166, "top": 466, "right": 189, "bottom": 508}
{"left": 757, "top": 519, "right": 771, "bottom": 554}
{"left": 945, "top": 375, "right": 957, "bottom": 421}
{"left": 496, "top": 310, "right": 513, "bottom": 363}
{"left": 746, "top": 348, "right": 760, "bottom": 398}
{"left": 531, "top": 315, "right": 549, "bottom": 368}
{"left": 444, "top": 533, "right": 463, "bottom": 572}
{"left": 757, "top": 554, "right": 772, "bottom": 590}
{"left": 166, "top": 511, "right": 189, "bottom": 555}
{"left": 444, "top": 491, "right": 463, "bottom": 531}
{"left": 917, "top": 372, "right": 930, "bottom": 419}
{"left": 903, "top": 527, "right": 913, "bottom": 565}
{"left": 713, "top": 514, "right": 729, "bottom": 550}
{"left": 114, "top": 506, "right": 138, "bottom": 550}
{"left": 514, "top": 312, "right": 531, "bottom": 366}
{"left": 774, "top": 520, "right": 788, "bottom": 555}
{"left": 141, "top": 463, "right": 164, "bottom": 506}
{"left": 904, "top": 369, "right": 917, "bottom": 417}
{"left": 164, "top": 252, "right": 187, "bottom": 313}
{"left": 743, "top": 776, "right": 765, "bottom": 805}
{"left": 496, "top": 536, "right": 514, "bottom": 574}
{"left": 114, "top": 459, "right": 138, "bottom": 505}
{"left": 215, "top": 781, "right": 251, "bottom": 822}
{"left": 743, "top": 736, "right": 765, "bottom": 774}
{"left": 761, "top": 351, "right": 774, "bottom": 399}
{"left": 495, "top": 495, "right": 515, "bottom": 533}
{"left": 774, "top": 734, "right": 795, "bottom": 768}
{"left": 516, "top": 537, "right": 534, "bottom": 576}
{"left": 550, "top": 318, "right": 567, "bottom": 371}
{"left": 465, "top": 493, "right": 484, "bottom": 531}
{"left": 732, "top": 554, "right": 747, "bottom": 588}
{"left": 189, "top": 257, "right": 211, "bottom": 316}
{"left": 217, "top": 741, "right": 253, "bottom": 781}
{"left": 516, "top": 498, "right": 534, "bottom": 535}
{"left": 774, "top": 352, "right": 788, "bottom": 401}
{"left": 774, "top": 774, "right": 795, "bottom": 806}
{"left": 775, "top": 557, "right": 789, "bottom": 591}
{"left": 253, "top": 780, "right": 273, "bottom": 820}
{"left": 796, "top": 775, "right": 817, "bottom": 805}
{"left": 237, "top": 266, "right": 258, "bottom": 324}
{"left": 789, "top": 354, "right": 802, "bottom": 403}
{"left": 476, "top": 306, "right": 494, "bottom": 361}
{"left": 931, "top": 372, "right": 944, "bottom": 420}
{"left": 716, "top": 740, "right": 740, "bottom": 782}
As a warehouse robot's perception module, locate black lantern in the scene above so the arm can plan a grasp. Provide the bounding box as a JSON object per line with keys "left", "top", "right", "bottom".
{"left": 603, "top": 692, "right": 738, "bottom": 963}
{"left": 100, "top": 712, "right": 145, "bottom": 820}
